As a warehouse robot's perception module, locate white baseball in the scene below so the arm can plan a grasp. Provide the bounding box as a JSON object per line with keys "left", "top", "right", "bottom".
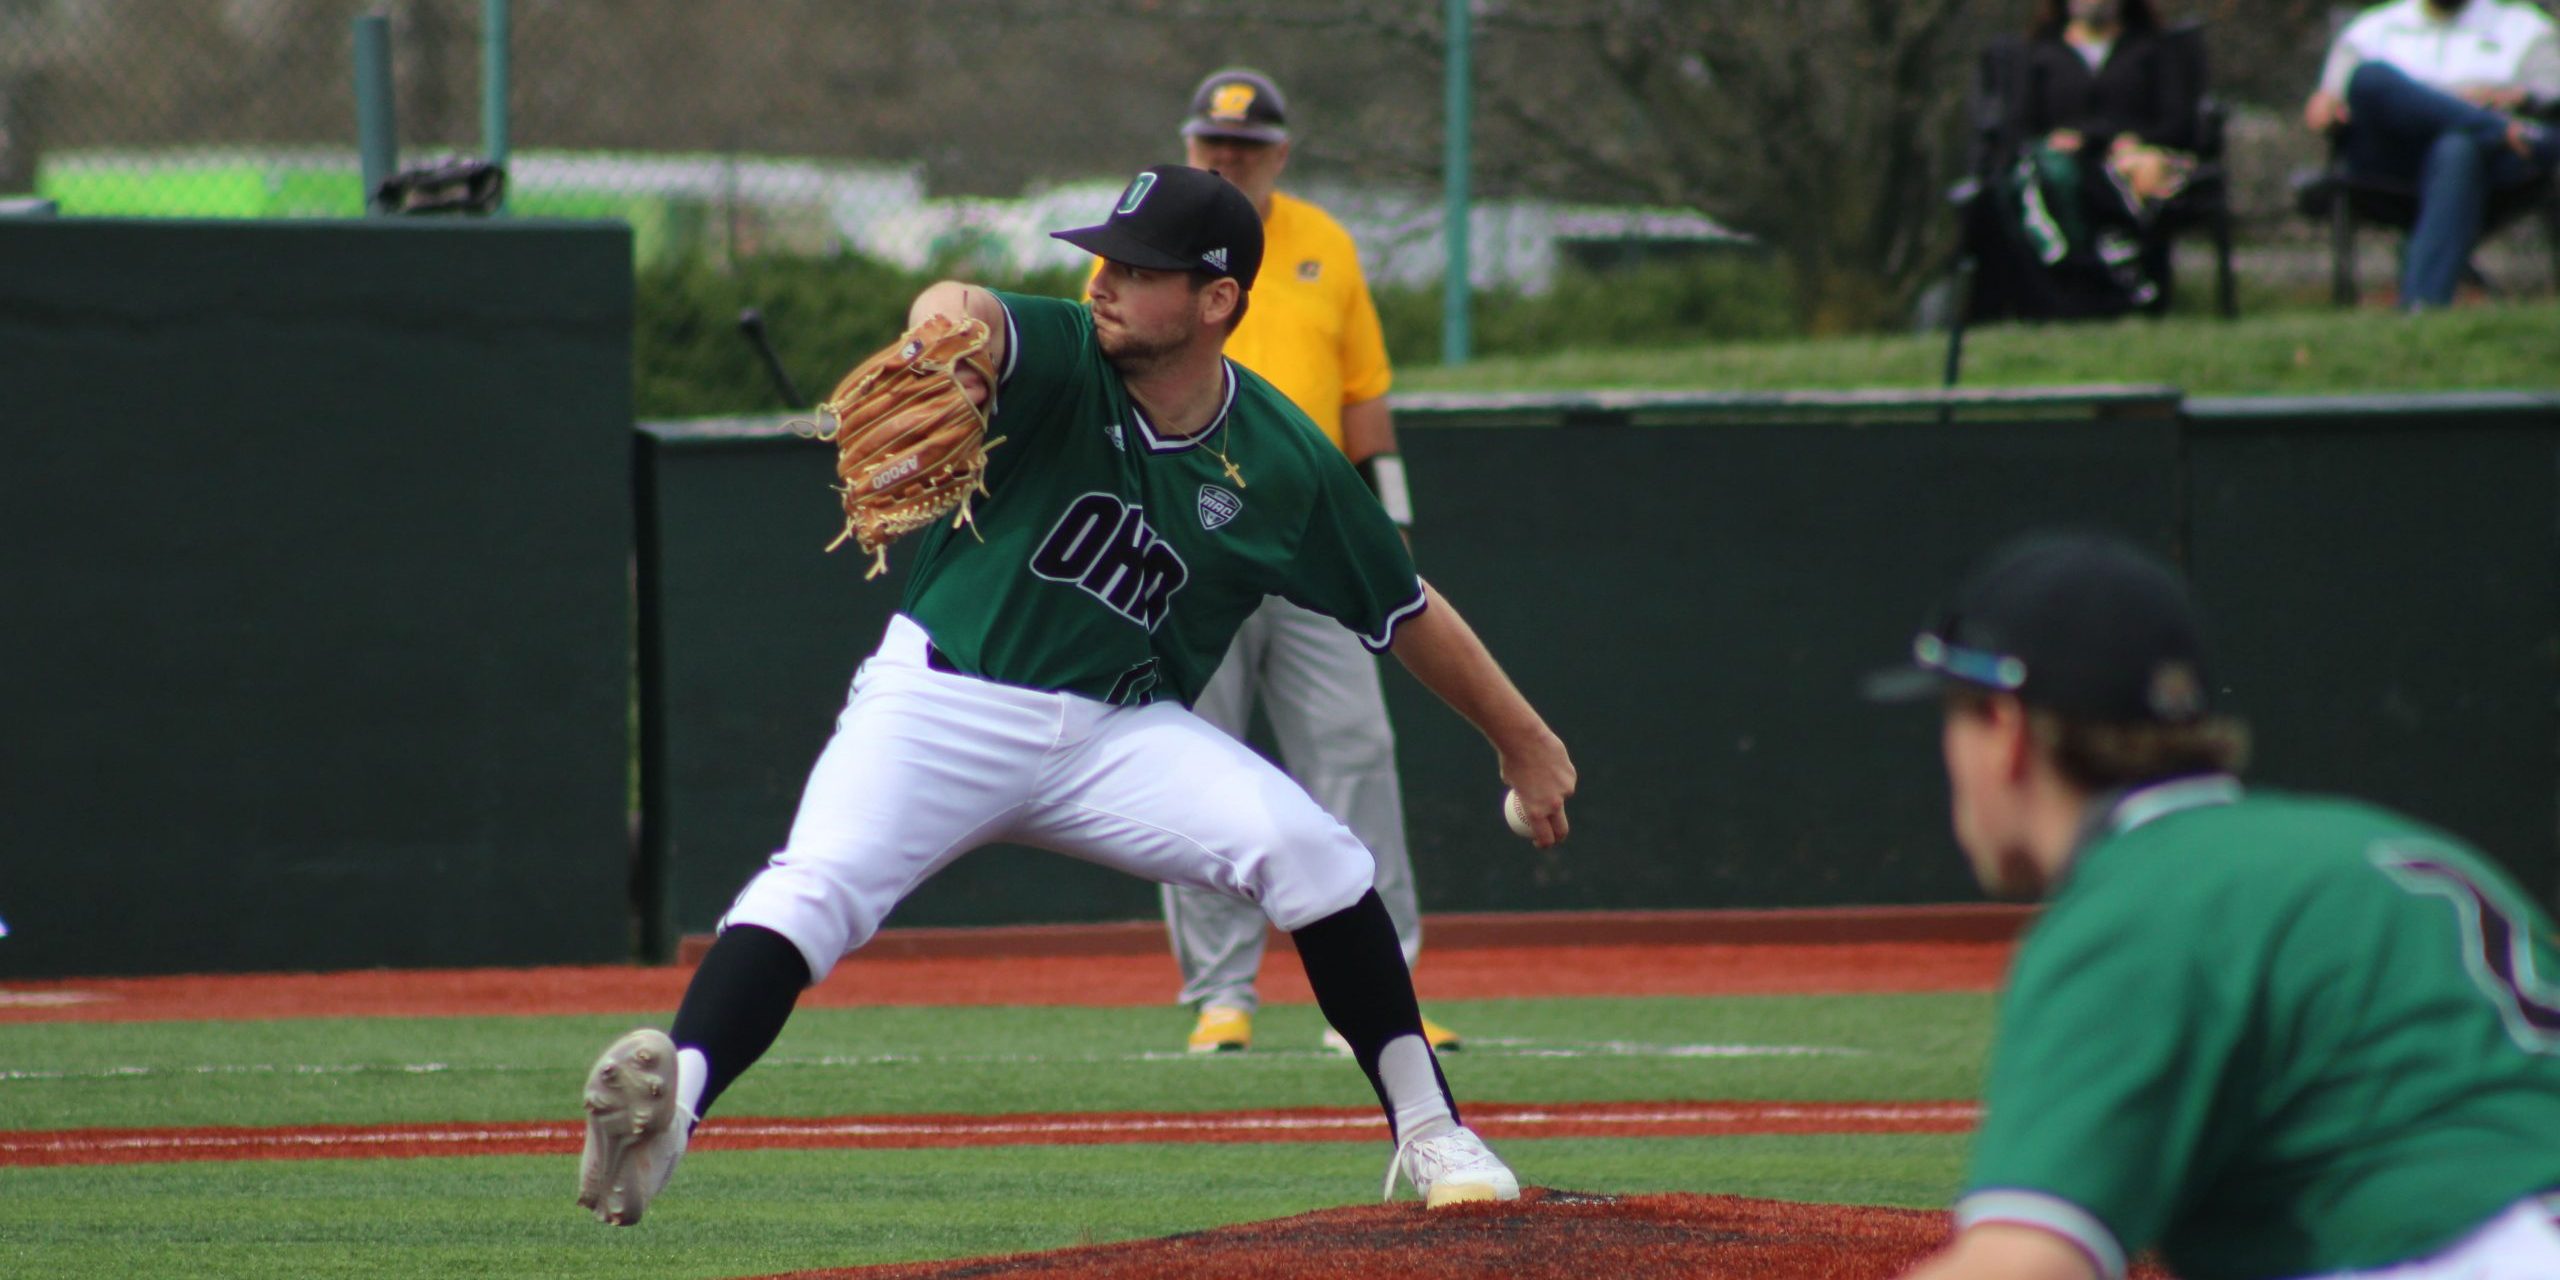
{"left": 1503, "top": 788, "right": 1534, "bottom": 838}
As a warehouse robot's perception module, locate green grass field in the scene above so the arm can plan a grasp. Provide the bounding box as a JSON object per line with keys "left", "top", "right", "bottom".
{"left": 1397, "top": 298, "right": 2560, "bottom": 396}
{"left": 0, "top": 992, "right": 1993, "bottom": 1279}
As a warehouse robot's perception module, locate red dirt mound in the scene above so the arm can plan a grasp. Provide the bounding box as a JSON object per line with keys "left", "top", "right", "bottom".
{"left": 777, "top": 1190, "right": 2176, "bottom": 1280}
{"left": 777, "top": 1189, "right": 1957, "bottom": 1279}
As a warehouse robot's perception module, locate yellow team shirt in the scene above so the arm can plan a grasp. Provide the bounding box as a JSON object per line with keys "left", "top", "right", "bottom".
{"left": 1090, "top": 190, "right": 1391, "bottom": 453}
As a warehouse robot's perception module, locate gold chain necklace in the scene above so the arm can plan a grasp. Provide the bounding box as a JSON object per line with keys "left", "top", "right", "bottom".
{"left": 1202, "top": 419, "right": 1245, "bottom": 488}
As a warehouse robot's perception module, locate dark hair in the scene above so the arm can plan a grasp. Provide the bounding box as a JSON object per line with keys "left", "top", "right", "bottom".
{"left": 1948, "top": 688, "right": 2250, "bottom": 790}
{"left": 2030, "top": 0, "right": 2160, "bottom": 40}
{"left": 1186, "top": 268, "right": 1250, "bottom": 330}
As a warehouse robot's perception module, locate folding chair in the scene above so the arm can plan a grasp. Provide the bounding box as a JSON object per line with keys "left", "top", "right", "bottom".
{"left": 2291, "top": 104, "right": 2560, "bottom": 306}
{"left": 1943, "top": 21, "right": 2236, "bottom": 388}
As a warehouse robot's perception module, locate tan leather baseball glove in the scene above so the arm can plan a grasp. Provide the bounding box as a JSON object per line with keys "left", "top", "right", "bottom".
{"left": 809, "top": 314, "right": 1005, "bottom": 579}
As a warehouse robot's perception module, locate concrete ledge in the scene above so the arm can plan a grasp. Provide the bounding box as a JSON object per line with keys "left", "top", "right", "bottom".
{"left": 676, "top": 903, "right": 2031, "bottom": 966}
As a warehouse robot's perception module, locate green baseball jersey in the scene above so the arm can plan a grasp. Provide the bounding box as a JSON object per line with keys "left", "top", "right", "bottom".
{"left": 896, "top": 291, "right": 1421, "bottom": 707}
{"left": 1960, "top": 774, "right": 2560, "bottom": 1280}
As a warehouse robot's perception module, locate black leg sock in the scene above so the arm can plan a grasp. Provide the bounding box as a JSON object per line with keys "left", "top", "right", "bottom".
{"left": 669, "top": 924, "right": 811, "bottom": 1120}
{"left": 1288, "top": 890, "right": 1459, "bottom": 1138}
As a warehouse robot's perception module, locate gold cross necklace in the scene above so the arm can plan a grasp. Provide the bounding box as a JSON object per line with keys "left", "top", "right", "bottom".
{"left": 1130, "top": 370, "right": 1243, "bottom": 486}
{"left": 1198, "top": 363, "right": 1242, "bottom": 487}
{"left": 1203, "top": 420, "right": 1245, "bottom": 488}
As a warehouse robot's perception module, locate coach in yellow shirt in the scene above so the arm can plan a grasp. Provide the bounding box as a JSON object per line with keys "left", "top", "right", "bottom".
{"left": 1134, "top": 68, "right": 1455, "bottom": 1057}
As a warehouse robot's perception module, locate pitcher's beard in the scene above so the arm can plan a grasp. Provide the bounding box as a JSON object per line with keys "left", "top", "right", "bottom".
{"left": 1098, "top": 319, "right": 1193, "bottom": 376}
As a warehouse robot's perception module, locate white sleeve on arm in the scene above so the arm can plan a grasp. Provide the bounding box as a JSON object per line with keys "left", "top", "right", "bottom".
{"left": 996, "top": 296, "right": 1022, "bottom": 386}
{"left": 2317, "top": 26, "right": 2369, "bottom": 101}
{"left": 1956, "top": 1191, "right": 2127, "bottom": 1280}
{"left": 2519, "top": 25, "right": 2560, "bottom": 107}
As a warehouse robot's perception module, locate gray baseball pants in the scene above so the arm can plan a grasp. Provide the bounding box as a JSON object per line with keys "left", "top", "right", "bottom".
{"left": 1162, "top": 595, "right": 1422, "bottom": 1013}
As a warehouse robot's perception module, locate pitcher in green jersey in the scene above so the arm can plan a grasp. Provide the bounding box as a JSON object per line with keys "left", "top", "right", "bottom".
{"left": 574, "top": 165, "right": 1577, "bottom": 1228}
{"left": 1869, "top": 531, "right": 2560, "bottom": 1280}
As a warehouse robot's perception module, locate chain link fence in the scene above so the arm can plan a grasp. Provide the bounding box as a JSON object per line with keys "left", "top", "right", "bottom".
{"left": 3, "top": 2, "right": 2542, "bottom": 303}
{"left": 3, "top": 1, "right": 987, "bottom": 262}
{"left": 0, "top": 0, "right": 1766, "bottom": 292}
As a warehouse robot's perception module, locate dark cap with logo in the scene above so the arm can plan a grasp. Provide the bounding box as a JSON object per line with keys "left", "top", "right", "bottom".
{"left": 1864, "top": 531, "right": 2218, "bottom": 724}
{"left": 1051, "top": 164, "right": 1264, "bottom": 290}
{"left": 1181, "top": 68, "right": 1290, "bottom": 144}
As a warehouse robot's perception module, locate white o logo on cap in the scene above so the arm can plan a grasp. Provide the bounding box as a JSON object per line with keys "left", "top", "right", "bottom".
{"left": 1116, "top": 172, "right": 1158, "bottom": 215}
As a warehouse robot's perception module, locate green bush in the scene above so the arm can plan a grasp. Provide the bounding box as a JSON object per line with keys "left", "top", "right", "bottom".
{"left": 1373, "top": 251, "right": 1798, "bottom": 369}
{"left": 634, "top": 249, "right": 1802, "bottom": 418}
{"left": 634, "top": 253, "right": 1087, "bottom": 420}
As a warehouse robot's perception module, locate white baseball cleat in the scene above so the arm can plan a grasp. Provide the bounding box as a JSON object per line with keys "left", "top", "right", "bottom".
{"left": 1383, "top": 1124, "right": 1521, "bottom": 1208}
{"left": 576, "top": 1028, "right": 692, "bottom": 1226}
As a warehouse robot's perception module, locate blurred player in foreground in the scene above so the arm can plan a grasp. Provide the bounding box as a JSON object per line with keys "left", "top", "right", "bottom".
{"left": 1142, "top": 67, "right": 1455, "bottom": 1057}
{"left": 1871, "top": 531, "right": 2560, "bottom": 1280}
{"left": 574, "top": 164, "right": 1574, "bottom": 1227}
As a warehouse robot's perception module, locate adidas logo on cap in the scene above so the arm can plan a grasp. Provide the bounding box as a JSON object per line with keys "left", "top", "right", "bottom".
{"left": 1049, "top": 165, "right": 1263, "bottom": 289}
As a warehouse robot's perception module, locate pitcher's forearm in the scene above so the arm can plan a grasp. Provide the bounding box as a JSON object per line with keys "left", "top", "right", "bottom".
{"left": 1390, "top": 581, "right": 1576, "bottom": 845}
{"left": 909, "top": 282, "right": 1007, "bottom": 336}
{"left": 1390, "top": 583, "right": 1548, "bottom": 751}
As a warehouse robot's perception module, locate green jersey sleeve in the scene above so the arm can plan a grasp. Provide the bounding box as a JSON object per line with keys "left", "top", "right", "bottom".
{"left": 1279, "top": 444, "right": 1426, "bottom": 650}
{"left": 983, "top": 291, "right": 1090, "bottom": 452}
{"left": 1960, "top": 858, "right": 2241, "bottom": 1279}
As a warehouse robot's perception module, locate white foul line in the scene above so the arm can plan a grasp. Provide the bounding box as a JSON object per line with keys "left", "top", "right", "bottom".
{"left": 0, "top": 1041, "right": 1860, "bottom": 1084}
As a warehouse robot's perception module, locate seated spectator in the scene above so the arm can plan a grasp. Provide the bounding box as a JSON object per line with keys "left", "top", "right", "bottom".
{"left": 1973, "top": 0, "right": 2200, "bottom": 320}
{"left": 2303, "top": 0, "right": 2560, "bottom": 310}
{"left": 2022, "top": 0, "right": 2195, "bottom": 169}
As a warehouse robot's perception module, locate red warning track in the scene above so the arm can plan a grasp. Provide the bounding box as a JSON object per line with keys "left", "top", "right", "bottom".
{"left": 0, "top": 1099, "right": 1979, "bottom": 1168}
{"left": 0, "top": 905, "right": 2023, "bottom": 1025}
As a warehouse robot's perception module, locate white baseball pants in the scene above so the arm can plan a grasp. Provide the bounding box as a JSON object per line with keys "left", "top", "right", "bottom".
{"left": 1161, "top": 595, "right": 1420, "bottom": 1013}
{"left": 722, "top": 615, "right": 1379, "bottom": 983}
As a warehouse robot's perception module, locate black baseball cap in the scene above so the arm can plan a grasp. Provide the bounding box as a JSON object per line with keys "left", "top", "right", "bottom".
{"left": 1051, "top": 164, "right": 1264, "bottom": 289}
{"left": 1181, "top": 68, "right": 1290, "bottom": 144}
{"left": 1864, "top": 531, "right": 2217, "bottom": 724}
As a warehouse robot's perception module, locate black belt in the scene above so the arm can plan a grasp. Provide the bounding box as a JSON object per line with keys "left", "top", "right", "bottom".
{"left": 927, "top": 645, "right": 1153, "bottom": 704}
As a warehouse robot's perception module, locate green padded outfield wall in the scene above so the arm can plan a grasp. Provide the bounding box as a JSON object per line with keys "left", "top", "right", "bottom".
{"left": 1381, "top": 391, "right": 2182, "bottom": 915}
{"left": 2182, "top": 394, "right": 2560, "bottom": 902}
{"left": 637, "top": 390, "right": 2183, "bottom": 945}
{"left": 0, "top": 219, "right": 634, "bottom": 977}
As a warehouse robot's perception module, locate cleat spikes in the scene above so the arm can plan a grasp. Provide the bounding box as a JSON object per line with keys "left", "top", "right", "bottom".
{"left": 575, "top": 1029, "right": 689, "bottom": 1228}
